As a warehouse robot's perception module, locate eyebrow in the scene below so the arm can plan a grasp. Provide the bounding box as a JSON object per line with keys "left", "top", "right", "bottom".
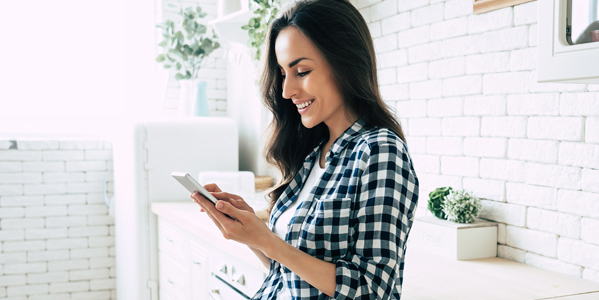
{"left": 277, "top": 57, "right": 312, "bottom": 69}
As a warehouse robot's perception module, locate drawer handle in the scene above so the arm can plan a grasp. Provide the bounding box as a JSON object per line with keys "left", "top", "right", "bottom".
{"left": 193, "top": 260, "right": 202, "bottom": 265}
{"left": 167, "top": 278, "right": 174, "bottom": 285}
{"left": 166, "top": 237, "right": 174, "bottom": 243}
{"left": 210, "top": 289, "right": 221, "bottom": 300}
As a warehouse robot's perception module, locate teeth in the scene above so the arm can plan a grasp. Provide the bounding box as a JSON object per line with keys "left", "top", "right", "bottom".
{"left": 296, "top": 100, "right": 314, "bottom": 109}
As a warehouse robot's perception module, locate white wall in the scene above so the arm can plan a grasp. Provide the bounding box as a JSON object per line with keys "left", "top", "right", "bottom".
{"left": 0, "top": 0, "right": 166, "bottom": 137}
{"left": 0, "top": 140, "right": 115, "bottom": 299}
{"left": 352, "top": 0, "right": 599, "bottom": 282}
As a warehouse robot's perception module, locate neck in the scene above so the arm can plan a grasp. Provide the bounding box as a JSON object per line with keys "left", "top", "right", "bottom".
{"left": 323, "top": 114, "right": 358, "bottom": 148}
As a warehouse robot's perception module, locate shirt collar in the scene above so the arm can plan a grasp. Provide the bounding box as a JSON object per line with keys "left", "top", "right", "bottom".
{"left": 305, "top": 118, "right": 370, "bottom": 162}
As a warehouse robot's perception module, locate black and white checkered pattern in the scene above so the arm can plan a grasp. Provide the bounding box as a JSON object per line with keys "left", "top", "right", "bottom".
{"left": 251, "top": 119, "right": 419, "bottom": 300}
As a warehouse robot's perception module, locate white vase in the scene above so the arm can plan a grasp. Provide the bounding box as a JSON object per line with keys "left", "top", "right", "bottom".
{"left": 177, "top": 79, "right": 210, "bottom": 117}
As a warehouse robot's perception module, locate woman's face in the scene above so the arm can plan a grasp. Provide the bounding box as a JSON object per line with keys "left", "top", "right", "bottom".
{"left": 275, "top": 26, "right": 350, "bottom": 131}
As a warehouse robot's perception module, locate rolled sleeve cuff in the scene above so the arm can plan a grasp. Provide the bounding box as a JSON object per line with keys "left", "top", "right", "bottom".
{"left": 334, "top": 255, "right": 396, "bottom": 300}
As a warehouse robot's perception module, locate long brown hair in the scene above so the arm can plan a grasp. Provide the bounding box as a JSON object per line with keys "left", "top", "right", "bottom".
{"left": 260, "top": 0, "right": 406, "bottom": 211}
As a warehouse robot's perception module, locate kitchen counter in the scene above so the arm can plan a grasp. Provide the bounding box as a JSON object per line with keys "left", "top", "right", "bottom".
{"left": 151, "top": 201, "right": 268, "bottom": 273}
{"left": 152, "top": 202, "right": 599, "bottom": 299}
{"left": 402, "top": 248, "right": 599, "bottom": 300}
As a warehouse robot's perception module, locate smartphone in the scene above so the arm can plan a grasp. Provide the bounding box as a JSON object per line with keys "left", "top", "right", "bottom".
{"left": 171, "top": 172, "right": 219, "bottom": 205}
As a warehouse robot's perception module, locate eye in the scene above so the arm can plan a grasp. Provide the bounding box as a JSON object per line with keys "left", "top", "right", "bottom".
{"left": 298, "top": 71, "right": 311, "bottom": 77}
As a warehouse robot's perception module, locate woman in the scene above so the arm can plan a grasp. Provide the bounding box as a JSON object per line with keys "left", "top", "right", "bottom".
{"left": 191, "top": 0, "right": 419, "bottom": 299}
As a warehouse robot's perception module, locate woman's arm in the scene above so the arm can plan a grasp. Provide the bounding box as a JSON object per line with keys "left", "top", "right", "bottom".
{"left": 248, "top": 246, "right": 271, "bottom": 270}
{"left": 261, "top": 235, "right": 338, "bottom": 297}
{"left": 192, "top": 193, "right": 338, "bottom": 297}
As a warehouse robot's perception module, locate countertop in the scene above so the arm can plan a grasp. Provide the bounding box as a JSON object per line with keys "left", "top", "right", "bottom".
{"left": 151, "top": 201, "right": 268, "bottom": 273}
{"left": 152, "top": 202, "right": 599, "bottom": 300}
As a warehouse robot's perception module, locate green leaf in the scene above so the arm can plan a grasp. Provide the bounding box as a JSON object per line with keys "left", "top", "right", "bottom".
{"left": 199, "top": 12, "right": 207, "bottom": 18}
{"left": 194, "top": 47, "right": 206, "bottom": 56}
{"left": 175, "top": 31, "right": 184, "bottom": 43}
{"left": 156, "top": 54, "right": 165, "bottom": 62}
{"left": 176, "top": 62, "right": 182, "bottom": 70}
{"left": 163, "top": 64, "right": 171, "bottom": 69}
{"left": 196, "top": 5, "right": 202, "bottom": 13}
{"left": 198, "top": 24, "right": 207, "bottom": 34}
{"left": 241, "top": 25, "right": 250, "bottom": 30}
{"left": 158, "top": 40, "right": 167, "bottom": 47}
{"left": 175, "top": 73, "right": 186, "bottom": 80}
{"left": 183, "top": 45, "right": 193, "bottom": 56}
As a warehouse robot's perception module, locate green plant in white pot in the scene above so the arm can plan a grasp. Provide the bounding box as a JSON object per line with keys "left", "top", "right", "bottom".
{"left": 156, "top": 3, "right": 220, "bottom": 116}
{"left": 441, "top": 189, "right": 481, "bottom": 224}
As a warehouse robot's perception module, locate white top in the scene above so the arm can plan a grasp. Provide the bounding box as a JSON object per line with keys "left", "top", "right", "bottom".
{"left": 273, "top": 159, "right": 326, "bottom": 298}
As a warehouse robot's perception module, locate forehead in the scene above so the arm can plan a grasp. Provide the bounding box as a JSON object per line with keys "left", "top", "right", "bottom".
{"left": 275, "top": 26, "right": 321, "bottom": 67}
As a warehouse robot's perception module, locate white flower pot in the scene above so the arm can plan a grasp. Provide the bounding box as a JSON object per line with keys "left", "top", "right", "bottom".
{"left": 407, "top": 216, "right": 498, "bottom": 260}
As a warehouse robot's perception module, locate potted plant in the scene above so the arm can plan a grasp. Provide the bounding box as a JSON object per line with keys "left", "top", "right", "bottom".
{"left": 409, "top": 187, "right": 497, "bottom": 260}
{"left": 427, "top": 186, "right": 453, "bottom": 220}
{"left": 442, "top": 189, "right": 482, "bottom": 224}
{"left": 156, "top": 3, "right": 220, "bottom": 116}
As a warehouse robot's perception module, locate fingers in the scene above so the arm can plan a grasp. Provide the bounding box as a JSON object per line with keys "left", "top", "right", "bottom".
{"left": 192, "top": 194, "right": 227, "bottom": 232}
{"left": 214, "top": 200, "right": 245, "bottom": 224}
{"left": 203, "top": 183, "right": 222, "bottom": 193}
{"left": 212, "top": 192, "right": 242, "bottom": 201}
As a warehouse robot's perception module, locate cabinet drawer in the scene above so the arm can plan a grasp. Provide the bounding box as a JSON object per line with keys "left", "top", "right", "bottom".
{"left": 159, "top": 250, "right": 189, "bottom": 299}
{"left": 158, "top": 218, "right": 189, "bottom": 264}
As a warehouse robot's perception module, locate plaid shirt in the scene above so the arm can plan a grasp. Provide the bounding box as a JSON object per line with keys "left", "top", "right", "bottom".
{"left": 251, "top": 119, "right": 419, "bottom": 300}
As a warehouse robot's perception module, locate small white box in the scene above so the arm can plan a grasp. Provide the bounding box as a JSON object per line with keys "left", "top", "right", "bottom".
{"left": 407, "top": 216, "right": 498, "bottom": 260}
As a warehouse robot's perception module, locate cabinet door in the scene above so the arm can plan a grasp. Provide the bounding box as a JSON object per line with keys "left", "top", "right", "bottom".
{"left": 190, "top": 239, "right": 209, "bottom": 300}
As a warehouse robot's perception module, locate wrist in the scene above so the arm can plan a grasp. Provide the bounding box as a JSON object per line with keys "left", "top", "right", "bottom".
{"left": 260, "top": 233, "right": 290, "bottom": 261}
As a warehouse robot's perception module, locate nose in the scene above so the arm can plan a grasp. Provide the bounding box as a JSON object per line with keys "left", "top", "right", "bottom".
{"left": 281, "top": 76, "right": 299, "bottom": 99}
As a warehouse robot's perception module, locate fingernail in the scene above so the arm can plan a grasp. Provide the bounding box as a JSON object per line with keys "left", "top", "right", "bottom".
{"left": 216, "top": 201, "right": 224, "bottom": 209}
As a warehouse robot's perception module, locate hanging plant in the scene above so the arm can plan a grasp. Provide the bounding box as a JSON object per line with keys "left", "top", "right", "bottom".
{"left": 241, "top": 0, "right": 280, "bottom": 61}
{"left": 155, "top": 2, "right": 220, "bottom": 80}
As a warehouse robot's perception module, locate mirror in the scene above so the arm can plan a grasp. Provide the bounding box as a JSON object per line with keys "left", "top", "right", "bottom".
{"left": 567, "top": 0, "right": 599, "bottom": 44}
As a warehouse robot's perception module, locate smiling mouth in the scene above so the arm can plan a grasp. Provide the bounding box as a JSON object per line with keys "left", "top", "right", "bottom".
{"left": 296, "top": 100, "right": 314, "bottom": 109}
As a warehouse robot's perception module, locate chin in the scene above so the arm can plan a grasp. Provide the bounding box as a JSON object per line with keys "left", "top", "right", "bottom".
{"left": 300, "top": 117, "right": 319, "bottom": 129}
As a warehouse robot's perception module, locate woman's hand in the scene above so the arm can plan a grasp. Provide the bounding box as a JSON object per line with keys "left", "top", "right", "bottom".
{"left": 190, "top": 184, "right": 274, "bottom": 252}
{"left": 194, "top": 183, "right": 255, "bottom": 214}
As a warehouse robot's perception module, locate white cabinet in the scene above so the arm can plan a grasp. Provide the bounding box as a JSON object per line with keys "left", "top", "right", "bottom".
{"left": 158, "top": 219, "right": 192, "bottom": 300}
{"left": 190, "top": 241, "right": 209, "bottom": 300}
{"left": 538, "top": 0, "right": 599, "bottom": 83}
{"left": 158, "top": 218, "right": 210, "bottom": 300}
{"left": 156, "top": 212, "right": 267, "bottom": 300}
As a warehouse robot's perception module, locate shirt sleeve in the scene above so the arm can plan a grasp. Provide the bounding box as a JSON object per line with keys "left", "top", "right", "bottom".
{"left": 333, "top": 142, "right": 419, "bottom": 300}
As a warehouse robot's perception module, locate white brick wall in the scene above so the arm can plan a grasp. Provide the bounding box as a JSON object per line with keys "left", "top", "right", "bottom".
{"left": 350, "top": 0, "right": 599, "bottom": 282}
{"left": 0, "top": 140, "right": 115, "bottom": 299}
